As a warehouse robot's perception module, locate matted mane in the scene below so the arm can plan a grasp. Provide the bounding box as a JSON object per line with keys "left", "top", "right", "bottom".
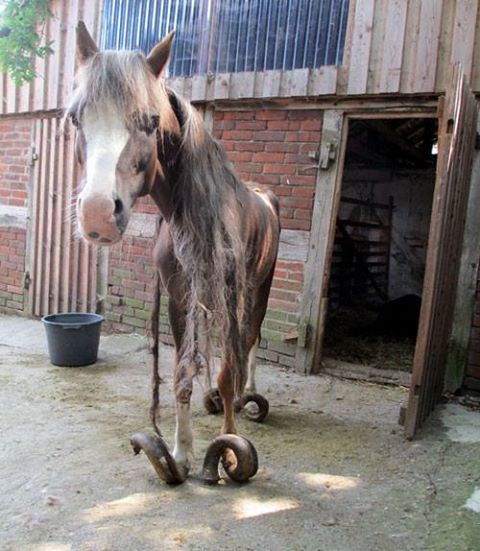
{"left": 67, "top": 50, "right": 173, "bottom": 130}
{"left": 167, "top": 92, "right": 251, "bottom": 392}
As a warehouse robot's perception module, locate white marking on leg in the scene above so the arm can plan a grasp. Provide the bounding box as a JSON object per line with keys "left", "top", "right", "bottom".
{"left": 245, "top": 341, "right": 258, "bottom": 392}
{"left": 173, "top": 402, "right": 194, "bottom": 471}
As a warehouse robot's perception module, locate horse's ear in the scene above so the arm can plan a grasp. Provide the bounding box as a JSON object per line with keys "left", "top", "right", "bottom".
{"left": 76, "top": 21, "right": 98, "bottom": 64}
{"left": 147, "top": 31, "right": 175, "bottom": 77}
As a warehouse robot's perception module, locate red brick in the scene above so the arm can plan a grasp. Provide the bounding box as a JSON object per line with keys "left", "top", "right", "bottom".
{"left": 232, "top": 142, "right": 265, "bottom": 152}
{"left": 264, "top": 164, "right": 296, "bottom": 175}
{"left": 222, "top": 130, "right": 254, "bottom": 140}
{"left": 256, "top": 111, "right": 287, "bottom": 121}
{"left": 235, "top": 120, "right": 267, "bottom": 130}
{"left": 253, "top": 152, "right": 285, "bottom": 163}
{"left": 223, "top": 111, "right": 255, "bottom": 121}
{"left": 255, "top": 131, "right": 286, "bottom": 141}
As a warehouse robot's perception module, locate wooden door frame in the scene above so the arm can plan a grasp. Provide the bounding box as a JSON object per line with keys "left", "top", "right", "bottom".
{"left": 296, "top": 106, "right": 439, "bottom": 375}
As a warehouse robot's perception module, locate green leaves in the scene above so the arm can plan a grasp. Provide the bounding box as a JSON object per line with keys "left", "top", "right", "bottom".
{"left": 0, "top": 0, "right": 53, "bottom": 86}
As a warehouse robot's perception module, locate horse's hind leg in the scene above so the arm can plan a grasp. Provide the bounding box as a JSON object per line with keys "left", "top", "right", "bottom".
{"left": 245, "top": 339, "right": 258, "bottom": 392}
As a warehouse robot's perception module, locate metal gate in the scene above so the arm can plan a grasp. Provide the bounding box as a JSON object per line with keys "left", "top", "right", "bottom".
{"left": 404, "top": 66, "right": 479, "bottom": 437}
{"left": 25, "top": 116, "right": 98, "bottom": 317}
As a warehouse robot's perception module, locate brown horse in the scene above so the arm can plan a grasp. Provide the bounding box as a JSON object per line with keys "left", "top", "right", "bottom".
{"left": 69, "top": 22, "right": 280, "bottom": 484}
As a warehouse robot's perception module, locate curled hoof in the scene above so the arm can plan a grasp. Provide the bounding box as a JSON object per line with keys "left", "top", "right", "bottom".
{"left": 234, "top": 393, "right": 269, "bottom": 423}
{"left": 203, "top": 388, "right": 224, "bottom": 414}
{"left": 130, "top": 432, "right": 187, "bottom": 484}
{"left": 202, "top": 434, "right": 258, "bottom": 484}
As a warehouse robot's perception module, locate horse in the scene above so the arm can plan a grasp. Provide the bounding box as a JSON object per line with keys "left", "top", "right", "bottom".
{"left": 69, "top": 22, "right": 280, "bottom": 484}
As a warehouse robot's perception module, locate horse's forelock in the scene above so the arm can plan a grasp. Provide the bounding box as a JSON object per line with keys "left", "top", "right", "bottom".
{"left": 67, "top": 50, "right": 173, "bottom": 132}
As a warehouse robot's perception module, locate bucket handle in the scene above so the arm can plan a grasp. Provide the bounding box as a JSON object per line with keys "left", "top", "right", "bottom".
{"left": 62, "top": 325, "right": 82, "bottom": 330}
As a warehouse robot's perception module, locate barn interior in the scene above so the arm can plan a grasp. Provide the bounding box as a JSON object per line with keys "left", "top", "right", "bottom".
{"left": 323, "top": 118, "right": 438, "bottom": 372}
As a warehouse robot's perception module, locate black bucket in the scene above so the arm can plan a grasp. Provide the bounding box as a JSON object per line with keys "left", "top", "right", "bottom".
{"left": 42, "top": 313, "right": 104, "bottom": 367}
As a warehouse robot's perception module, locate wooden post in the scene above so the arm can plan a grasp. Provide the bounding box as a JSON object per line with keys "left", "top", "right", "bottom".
{"left": 445, "top": 112, "right": 480, "bottom": 392}
{"left": 295, "top": 110, "right": 347, "bottom": 374}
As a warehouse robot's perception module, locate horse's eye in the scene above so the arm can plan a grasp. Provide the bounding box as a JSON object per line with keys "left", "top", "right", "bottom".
{"left": 69, "top": 112, "right": 79, "bottom": 127}
{"left": 141, "top": 115, "right": 159, "bottom": 135}
{"left": 135, "top": 158, "right": 148, "bottom": 173}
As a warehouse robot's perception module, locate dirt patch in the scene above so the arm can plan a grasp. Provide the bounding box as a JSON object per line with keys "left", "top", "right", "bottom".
{"left": 1, "top": 316, "right": 479, "bottom": 550}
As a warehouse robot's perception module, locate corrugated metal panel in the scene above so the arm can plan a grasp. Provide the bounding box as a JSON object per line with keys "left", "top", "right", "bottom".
{"left": 27, "top": 116, "right": 98, "bottom": 316}
{"left": 101, "top": 0, "right": 349, "bottom": 76}
{"left": 0, "top": 0, "right": 102, "bottom": 115}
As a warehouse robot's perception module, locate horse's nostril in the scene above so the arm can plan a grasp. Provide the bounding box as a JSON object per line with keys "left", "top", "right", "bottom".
{"left": 88, "top": 231, "right": 99, "bottom": 239}
{"left": 114, "top": 199, "right": 124, "bottom": 215}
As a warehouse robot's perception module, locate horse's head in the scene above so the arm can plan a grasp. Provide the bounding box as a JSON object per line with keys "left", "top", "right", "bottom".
{"left": 69, "top": 22, "right": 178, "bottom": 245}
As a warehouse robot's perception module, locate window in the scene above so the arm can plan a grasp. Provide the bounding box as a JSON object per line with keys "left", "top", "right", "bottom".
{"left": 101, "top": 0, "right": 350, "bottom": 77}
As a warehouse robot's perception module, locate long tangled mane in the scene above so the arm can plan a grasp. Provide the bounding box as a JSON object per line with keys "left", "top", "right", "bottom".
{"left": 69, "top": 50, "right": 251, "bottom": 393}
{"left": 168, "top": 92, "right": 250, "bottom": 393}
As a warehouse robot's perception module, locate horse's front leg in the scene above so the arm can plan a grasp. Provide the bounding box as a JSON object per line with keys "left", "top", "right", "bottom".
{"left": 172, "top": 358, "right": 195, "bottom": 474}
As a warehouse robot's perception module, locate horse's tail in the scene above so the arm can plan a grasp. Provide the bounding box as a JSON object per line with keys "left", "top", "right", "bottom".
{"left": 150, "top": 217, "right": 163, "bottom": 436}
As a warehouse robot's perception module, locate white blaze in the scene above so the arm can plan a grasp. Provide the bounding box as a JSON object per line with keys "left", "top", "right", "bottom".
{"left": 81, "top": 105, "right": 130, "bottom": 198}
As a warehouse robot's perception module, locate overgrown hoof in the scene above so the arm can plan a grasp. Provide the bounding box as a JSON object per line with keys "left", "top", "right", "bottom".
{"left": 234, "top": 393, "right": 269, "bottom": 422}
{"left": 203, "top": 388, "right": 224, "bottom": 414}
{"left": 202, "top": 434, "right": 258, "bottom": 484}
{"left": 130, "top": 432, "right": 187, "bottom": 484}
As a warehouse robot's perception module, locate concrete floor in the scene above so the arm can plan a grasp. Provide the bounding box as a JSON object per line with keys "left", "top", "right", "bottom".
{"left": 1, "top": 315, "right": 480, "bottom": 551}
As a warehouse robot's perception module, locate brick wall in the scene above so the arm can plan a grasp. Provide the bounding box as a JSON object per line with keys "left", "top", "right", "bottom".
{"left": 0, "top": 118, "right": 32, "bottom": 315}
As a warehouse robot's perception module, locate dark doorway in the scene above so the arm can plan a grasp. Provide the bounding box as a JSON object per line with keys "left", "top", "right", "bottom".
{"left": 323, "top": 118, "right": 438, "bottom": 373}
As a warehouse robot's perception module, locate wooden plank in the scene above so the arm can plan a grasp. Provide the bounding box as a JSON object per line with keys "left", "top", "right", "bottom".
{"left": 61, "top": 0, "right": 81, "bottom": 108}
{"left": 213, "top": 74, "right": 229, "bottom": 100}
{"left": 446, "top": 108, "right": 480, "bottom": 392}
{"left": 399, "top": 0, "right": 422, "bottom": 93}
{"left": 367, "top": 0, "right": 388, "bottom": 94}
{"left": 280, "top": 69, "right": 309, "bottom": 97}
{"left": 376, "top": 0, "right": 408, "bottom": 93}
{"left": 295, "top": 110, "right": 346, "bottom": 374}
{"left": 347, "top": 0, "right": 375, "bottom": 95}
{"left": 262, "top": 70, "right": 281, "bottom": 98}
{"left": 61, "top": 126, "right": 75, "bottom": 312}
{"left": 191, "top": 74, "right": 208, "bottom": 102}
{"left": 26, "top": 120, "right": 42, "bottom": 314}
{"left": 308, "top": 67, "right": 338, "bottom": 96}
{"left": 405, "top": 66, "right": 478, "bottom": 437}
{"left": 410, "top": 0, "right": 443, "bottom": 93}
{"left": 47, "top": 1, "right": 63, "bottom": 110}
{"left": 42, "top": 118, "right": 55, "bottom": 314}
{"left": 6, "top": 73, "right": 17, "bottom": 114}
{"left": 34, "top": 120, "right": 48, "bottom": 315}
{"left": 51, "top": 117, "right": 64, "bottom": 313}
{"left": 450, "top": 0, "right": 479, "bottom": 82}
{"left": 436, "top": 0, "right": 457, "bottom": 93}
{"left": 229, "top": 72, "right": 255, "bottom": 99}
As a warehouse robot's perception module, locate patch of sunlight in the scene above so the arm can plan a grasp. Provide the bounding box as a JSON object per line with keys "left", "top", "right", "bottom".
{"left": 440, "top": 404, "right": 480, "bottom": 443}
{"left": 297, "top": 472, "right": 359, "bottom": 490}
{"left": 233, "top": 497, "right": 299, "bottom": 519}
{"left": 464, "top": 487, "right": 480, "bottom": 514}
{"left": 146, "top": 525, "right": 214, "bottom": 546}
{"left": 82, "top": 492, "right": 159, "bottom": 522}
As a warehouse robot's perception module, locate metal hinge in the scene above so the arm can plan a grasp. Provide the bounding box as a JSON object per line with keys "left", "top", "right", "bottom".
{"left": 319, "top": 141, "right": 337, "bottom": 169}
{"left": 27, "top": 145, "right": 39, "bottom": 166}
{"left": 23, "top": 271, "right": 31, "bottom": 290}
{"left": 297, "top": 321, "right": 311, "bottom": 348}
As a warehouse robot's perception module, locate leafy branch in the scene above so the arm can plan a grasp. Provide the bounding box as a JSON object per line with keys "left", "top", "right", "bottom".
{"left": 0, "top": 0, "right": 54, "bottom": 86}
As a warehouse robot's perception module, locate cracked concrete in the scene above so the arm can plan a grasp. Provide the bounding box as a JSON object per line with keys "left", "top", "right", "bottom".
{"left": 1, "top": 315, "right": 480, "bottom": 551}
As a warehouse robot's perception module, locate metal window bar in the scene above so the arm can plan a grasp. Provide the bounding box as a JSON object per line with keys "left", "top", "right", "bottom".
{"left": 100, "top": 0, "right": 350, "bottom": 77}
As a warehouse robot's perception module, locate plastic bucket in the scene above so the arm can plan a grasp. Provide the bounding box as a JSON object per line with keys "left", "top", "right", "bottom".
{"left": 42, "top": 313, "right": 104, "bottom": 367}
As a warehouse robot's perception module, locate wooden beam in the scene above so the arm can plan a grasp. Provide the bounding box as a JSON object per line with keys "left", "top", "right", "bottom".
{"left": 295, "top": 110, "right": 346, "bottom": 374}
{"left": 445, "top": 112, "right": 480, "bottom": 392}
{"left": 368, "top": 120, "right": 428, "bottom": 164}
